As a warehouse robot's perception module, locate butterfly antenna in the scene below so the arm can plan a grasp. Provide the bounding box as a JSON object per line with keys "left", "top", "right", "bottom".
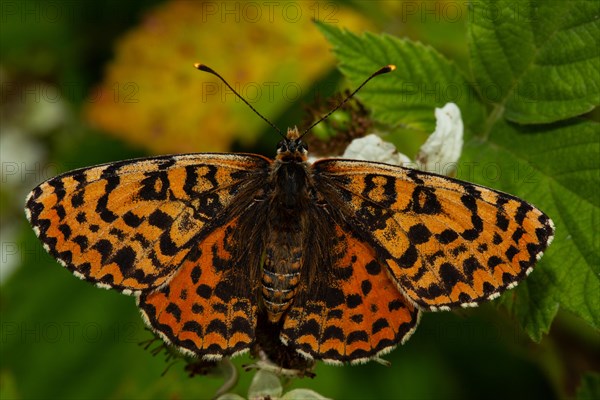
{"left": 194, "top": 63, "right": 285, "bottom": 139}
{"left": 300, "top": 65, "right": 396, "bottom": 139}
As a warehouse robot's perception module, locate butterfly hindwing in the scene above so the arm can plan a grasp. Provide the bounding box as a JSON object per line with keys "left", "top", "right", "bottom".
{"left": 313, "top": 159, "right": 555, "bottom": 311}
{"left": 25, "top": 153, "right": 271, "bottom": 294}
{"left": 137, "top": 217, "right": 257, "bottom": 360}
{"left": 281, "top": 223, "right": 420, "bottom": 364}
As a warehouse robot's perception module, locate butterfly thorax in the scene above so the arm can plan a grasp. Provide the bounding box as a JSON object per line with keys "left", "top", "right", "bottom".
{"left": 262, "top": 127, "right": 310, "bottom": 323}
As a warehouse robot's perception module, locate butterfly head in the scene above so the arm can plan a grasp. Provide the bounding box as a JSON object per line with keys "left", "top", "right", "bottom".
{"left": 276, "top": 127, "right": 308, "bottom": 162}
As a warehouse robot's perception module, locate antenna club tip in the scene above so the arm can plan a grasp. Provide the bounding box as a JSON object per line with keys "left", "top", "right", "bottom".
{"left": 387, "top": 64, "right": 396, "bottom": 71}
{"left": 194, "top": 63, "right": 213, "bottom": 73}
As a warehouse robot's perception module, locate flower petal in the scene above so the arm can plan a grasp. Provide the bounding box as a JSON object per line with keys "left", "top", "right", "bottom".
{"left": 342, "top": 134, "right": 411, "bottom": 166}
{"left": 248, "top": 370, "right": 283, "bottom": 399}
{"left": 416, "top": 102, "right": 463, "bottom": 174}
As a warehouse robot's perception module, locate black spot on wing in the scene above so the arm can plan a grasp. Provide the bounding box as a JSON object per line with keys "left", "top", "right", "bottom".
{"left": 192, "top": 303, "right": 204, "bottom": 314}
{"left": 206, "top": 319, "right": 228, "bottom": 336}
{"left": 439, "top": 262, "right": 463, "bottom": 287}
{"left": 408, "top": 223, "right": 432, "bottom": 244}
{"left": 512, "top": 228, "right": 525, "bottom": 243}
{"left": 148, "top": 209, "right": 173, "bottom": 229}
{"left": 323, "top": 326, "right": 345, "bottom": 341}
{"left": 487, "top": 256, "right": 503, "bottom": 268}
{"left": 71, "top": 191, "right": 84, "bottom": 208}
{"left": 231, "top": 316, "right": 252, "bottom": 337}
{"left": 346, "top": 294, "right": 363, "bottom": 309}
{"left": 495, "top": 197, "right": 510, "bottom": 231}
{"left": 196, "top": 284, "right": 213, "bottom": 299}
{"left": 54, "top": 205, "right": 66, "bottom": 220}
{"left": 408, "top": 186, "right": 441, "bottom": 215}
{"left": 48, "top": 179, "right": 66, "bottom": 203}
{"left": 463, "top": 256, "right": 483, "bottom": 281}
{"left": 493, "top": 232, "right": 503, "bottom": 245}
{"left": 166, "top": 303, "right": 182, "bottom": 322}
{"left": 182, "top": 320, "right": 203, "bottom": 334}
{"left": 505, "top": 245, "right": 519, "bottom": 261}
{"left": 398, "top": 245, "right": 418, "bottom": 268}
{"left": 123, "top": 211, "right": 143, "bottom": 228}
{"left": 324, "top": 288, "right": 345, "bottom": 308}
{"left": 159, "top": 232, "right": 179, "bottom": 257}
{"left": 350, "top": 314, "right": 363, "bottom": 323}
{"left": 436, "top": 229, "right": 459, "bottom": 244}
{"left": 139, "top": 171, "right": 169, "bottom": 201}
{"left": 96, "top": 176, "right": 120, "bottom": 223}
{"left": 298, "top": 319, "right": 320, "bottom": 338}
{"left": 347, "top": 330, "right": 369, "bottom": 344}
{"left": 92, "top": 239, "right": 113, "bottom": 264}
{"left": 111, "top": 246, "right": 136, "bottom": 275}
{"left": 388, "top": 299, "right": 405, "bottom": 311}
{"left": 362, "top": 174, "right": 396, "bottom": 207}
{"left": 371, "top": 318, "right": 389, "bottom": 334}
{"left": 58, "top": 223, "right": 71, "bottom": 240}
{"left": 365, "top": 260, "right": 381, "bottom": 275}
{"left": 183, "top": 165, "right": 199, "bottom": 196}
{"left": 515, "top": 202, "right": 532, "bottom": 224}
{"left": 72, "top": 235, "right": 89, "bottom": 251}
{"left": 191, "top": 266, "right": 202, "bottom": 284}
{"left": 361, "top": 280, "right": 372, "bottom": 295}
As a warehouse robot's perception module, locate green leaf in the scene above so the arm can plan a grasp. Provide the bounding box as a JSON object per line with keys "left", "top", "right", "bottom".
{"left": 468, "top": 0, "right": 600, "bottom": 124}
{"left": 577, "top": 373, "right": 600, "bottom": 400}
{"left": 282, "top": 389, "right": 332, "bottom": 400}
{"left": 462, "top": 119, "right": 600, "bottom": 339}
{"left": 316, "top": 22, "right": 487, "bottom": 135}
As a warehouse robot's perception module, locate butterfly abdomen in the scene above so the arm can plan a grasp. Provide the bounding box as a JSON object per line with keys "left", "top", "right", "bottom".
{"left": 262, "top": 230, "right": 303, "bottom": 323}
{"left": 262, "top": 160, "right": 310, "bottom": 323}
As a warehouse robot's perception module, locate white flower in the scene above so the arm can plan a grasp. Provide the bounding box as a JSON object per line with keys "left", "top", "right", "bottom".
{"left": 0, "top": 127, "right": 47, "bottom": 285}
{"left": 342, "top": 134, "right": 412, "bottom": 165}
{"left": 217, "top": 370, "right": 330, "bottom": 400}
{"left": 415, "top": 103, "right": 463, "bottom": 174}
{"left": 342, "top": 103, "right": 464, "bottom": 175}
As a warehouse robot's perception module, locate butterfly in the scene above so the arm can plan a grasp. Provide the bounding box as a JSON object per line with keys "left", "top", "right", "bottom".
{"left": 25, "top": 64, "right": 554, "bottom": 366}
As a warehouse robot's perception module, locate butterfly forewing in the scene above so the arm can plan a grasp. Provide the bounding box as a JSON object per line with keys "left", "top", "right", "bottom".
{"left": 312, "top": 159, "right": 555, "bottom": 311}
{"left": 25, "top": 153, "right": 271, "bottom": 294}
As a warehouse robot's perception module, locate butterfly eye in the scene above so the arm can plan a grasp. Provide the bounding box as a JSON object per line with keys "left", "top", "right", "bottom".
{"left": 300, "top": 141, "right": 308, "bottom": 152}
{"left": 277, "top": 140, "right": 287, "bottom": 152}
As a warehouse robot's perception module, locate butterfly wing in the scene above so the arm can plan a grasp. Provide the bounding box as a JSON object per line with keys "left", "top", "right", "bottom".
{"left": 312, "top": 159, "right": 555, "bottom": 311}
{"left": 25, "top": 153, "right": 271, "bottom": 294}
{"left": 281, "top": 222, "right": 420, "bottom": 364}
{"left": 137, "top": 216, "right": 257, "bottom": 360}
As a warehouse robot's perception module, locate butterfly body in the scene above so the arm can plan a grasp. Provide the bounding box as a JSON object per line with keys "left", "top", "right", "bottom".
{"left": 25, "top": 126, "right": 554, "bottom": 365}
{"left": 262, "top": 130, "right": 310, "bottom": 323}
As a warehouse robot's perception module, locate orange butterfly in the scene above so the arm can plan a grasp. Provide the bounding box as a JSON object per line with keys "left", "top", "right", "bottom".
{"left": 25, "top": 64, "right": 554, "bottom": 367}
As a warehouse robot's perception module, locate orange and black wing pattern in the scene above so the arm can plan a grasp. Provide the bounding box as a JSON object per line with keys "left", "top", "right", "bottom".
{"left": 24, "top": 146, "right": 555, "bottom": 366}
{"left": 312, "top": 159, "right": 555, "bottom": 311}
{"left": 25, "top": 153, "right": 271, "bottom": 294}
{"left": 281, "top": 223, "right": 420, "bottom": 364}
{"left": 137, "top": 217, "right": 258, "bottom": 359}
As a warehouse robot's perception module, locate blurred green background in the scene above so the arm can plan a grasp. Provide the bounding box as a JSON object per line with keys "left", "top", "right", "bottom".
{"left": 1, "top": 1, "right": 598, "bottom": 399}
